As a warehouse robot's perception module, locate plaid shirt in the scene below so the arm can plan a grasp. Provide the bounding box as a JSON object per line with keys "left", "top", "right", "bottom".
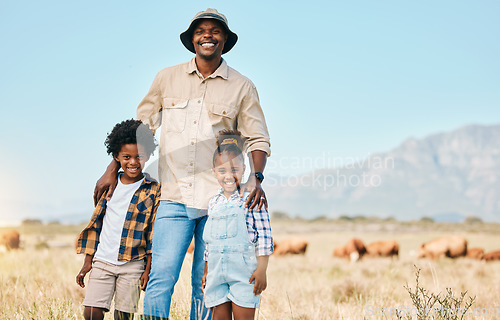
{"left": 76, "top": 173, "right": 160, "bottom": 262}
{"left": 204, "top": 189, "right": 274, "bottom": 261}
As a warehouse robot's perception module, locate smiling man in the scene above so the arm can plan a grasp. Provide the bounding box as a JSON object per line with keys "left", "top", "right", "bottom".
{"left": 94, "top": 8, "right": 271, "bottom": 320}
{"left": 191, "top": 20, "right": 226, "bottom": 63}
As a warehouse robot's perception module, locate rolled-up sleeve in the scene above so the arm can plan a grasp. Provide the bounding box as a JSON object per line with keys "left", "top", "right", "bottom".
{"left": 204, "top": 243, "right": 209, "bottom": 261}
{"left": 237, "top": 84, "right": 271, "bottom": 157}
{"left": 252, "top": 208, "right": 274, "bottom": 256}
{"left": 136, "top": 72, "right": 163, "bottom": 134}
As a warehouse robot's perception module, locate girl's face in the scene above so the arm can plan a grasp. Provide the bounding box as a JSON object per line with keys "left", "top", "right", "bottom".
{"left": 213, "top": 152, "right": 245, "bottom": 198}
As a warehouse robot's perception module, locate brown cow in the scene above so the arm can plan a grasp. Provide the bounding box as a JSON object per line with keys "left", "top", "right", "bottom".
{"left": 333, "top": 238, "right": 366, "bottom": 262}
{"left": 418, "top": 236, "right": 467, "bottom": 260}
{"left": 0, "top": 230, "right": 20, "bottom": 250}
{"left": 366, "top": 240, "right": 399, "bottom": 258}
{"left": 333, "top": 246, "right": 347, "bottom": 258}
{"left": 273, "top": 238, "right": 308, "bottom": 255}
{"left": 465, "top": 247, "right": 484, "bottom": 260}
{"left": 482, "top": 250, "right": 500, "bottom": 261}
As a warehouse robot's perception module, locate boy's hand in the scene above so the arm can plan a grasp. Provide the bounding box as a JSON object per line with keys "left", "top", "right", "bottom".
{"left": 140, "top": 271, "right": 149, "bottom": 291}
{"left": 249, "top": 266, "right": 267, "bottom": 296}
{"left": 76, "top": 263, "right": 92, "bottom": 288}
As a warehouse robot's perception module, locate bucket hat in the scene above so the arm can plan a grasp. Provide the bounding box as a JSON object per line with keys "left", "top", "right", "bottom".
{"left": 180, "top": 8, "right": 238, "bottom": 54}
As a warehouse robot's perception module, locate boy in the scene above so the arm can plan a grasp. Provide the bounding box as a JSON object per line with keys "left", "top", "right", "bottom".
{"left": 76, "top": 119, "right": 160, "bottom": 320}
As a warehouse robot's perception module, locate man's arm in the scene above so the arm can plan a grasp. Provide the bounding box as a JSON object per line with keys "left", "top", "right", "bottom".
{"left": 94, "top": 72, "right": 163, "bottom": 205}
{"left": 237, "top": 83, "right": 271, "bottom": 157}
{"left": 242, "top": 150, "right": 268, "bottom": 211}
{"left": 93, "top": 159, "right": 120, "bottom": 206}
{"left": 236, "top": 83, "right": 271, "bottom": 211}
{"left": 136, "top": 71, "right": 163, "bottom": 134}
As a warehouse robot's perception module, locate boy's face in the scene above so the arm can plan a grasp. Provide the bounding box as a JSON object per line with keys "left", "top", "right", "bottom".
{"left": 213, "top": 152, "right": 245, "bottom": 197}
{"left": 114, "top": 144, "right": 150, "bottom": 183}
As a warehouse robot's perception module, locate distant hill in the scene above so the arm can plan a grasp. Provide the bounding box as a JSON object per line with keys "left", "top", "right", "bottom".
{"left": 265, "top": 124, "right": 500, "bottom": 222}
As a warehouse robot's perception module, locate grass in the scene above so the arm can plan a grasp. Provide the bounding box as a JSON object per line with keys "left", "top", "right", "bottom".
{"left": 1, "top": 221, "right": 500, "bottom": 319}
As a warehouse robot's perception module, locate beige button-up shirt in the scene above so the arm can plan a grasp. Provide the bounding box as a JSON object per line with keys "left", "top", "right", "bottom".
{"left": 136, "top": 58, "right": 270, "bottom": 212}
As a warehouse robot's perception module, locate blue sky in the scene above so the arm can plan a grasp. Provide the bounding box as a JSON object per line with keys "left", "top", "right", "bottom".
{"left": 1, "top": 0, "right": 499, "bottom": 223}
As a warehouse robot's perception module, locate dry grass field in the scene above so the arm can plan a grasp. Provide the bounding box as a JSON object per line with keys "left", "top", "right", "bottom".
{"left": 1, "top": 220, "right": 500, "bottom": 320}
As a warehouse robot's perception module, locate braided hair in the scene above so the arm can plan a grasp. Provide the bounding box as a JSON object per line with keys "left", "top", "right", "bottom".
{"left": 212, "top": 129, "right": 245, "bottom": 166}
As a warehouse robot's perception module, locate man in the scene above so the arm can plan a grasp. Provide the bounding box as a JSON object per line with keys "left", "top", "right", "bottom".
{"left": 94, "top": 8, "right": 270, "bottom": 320}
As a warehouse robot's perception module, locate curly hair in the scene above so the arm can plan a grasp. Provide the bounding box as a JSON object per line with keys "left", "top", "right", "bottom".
{"left": 105, "top": 119, "right": 157, "bottom": 157}
{"left": 212, "top": 129, "right": 245, "bottom": 166}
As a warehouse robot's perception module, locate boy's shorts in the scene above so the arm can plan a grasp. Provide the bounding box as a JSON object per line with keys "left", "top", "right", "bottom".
{"left": 83, "top": 259, "right": 145, "bottom": 313}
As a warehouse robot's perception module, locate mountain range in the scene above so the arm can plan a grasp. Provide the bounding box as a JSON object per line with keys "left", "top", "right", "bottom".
{"left": 264, "top": 124, "right": 500, "bottom": 222}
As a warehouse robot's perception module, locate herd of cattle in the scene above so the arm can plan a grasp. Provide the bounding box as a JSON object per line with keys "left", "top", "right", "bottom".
{"left": 1, "top": 230, "right": 500, "bottom": 263}
{"left": 192, "top": 236, "right": 500, "bottom": 262}
{"left": 268, "top": 236, "right": 500, "bottom": 262}
{"left": 273, "top": 236, "right": 500, "bottom": 262}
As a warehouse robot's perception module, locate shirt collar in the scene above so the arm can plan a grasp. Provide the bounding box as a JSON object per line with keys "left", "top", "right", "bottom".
{"left": 216, "top": 187, "right": 241, "bottom": 201}
{"left": 216, "top": 188, "right": 252, "bottom": 205}
{"left": 186, "top": 57, "right": 228, "bottom": 80}
{"left": 117, "top": 172, "right": 155, "bottom": 185}
{"left": 142, "top": 172, "right": 156, "bottom": 185}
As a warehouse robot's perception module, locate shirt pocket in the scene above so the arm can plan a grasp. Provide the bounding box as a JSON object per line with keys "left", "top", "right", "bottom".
{"left": 162, "top": 98, "right": 188, "bottom": 133}
{"left": 205, "top": 103, "right": 238, "bottom": 134}
{"left": 136, "top": 195, "right": 154, "bottom": 214}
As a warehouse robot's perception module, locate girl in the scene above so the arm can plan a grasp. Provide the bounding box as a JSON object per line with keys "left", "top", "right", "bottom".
{"left": 202, "top": 130, "right": 274, "bottom": 320}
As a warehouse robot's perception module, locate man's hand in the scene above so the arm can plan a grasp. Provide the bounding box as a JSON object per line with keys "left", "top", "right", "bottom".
{"left": 241, "top": 150, "right": 268, "bottom": 211}
{"left": 239, "top": 176, "right": 267, "bottom": 211}
{"left": 76, "top": 259, "right": 92, "bottom": 288}
{"left": 93, "top": 160, "right": 120, "bottom": 206}
{"left": 249, "top": 266, "right": 267, "bottom": 296}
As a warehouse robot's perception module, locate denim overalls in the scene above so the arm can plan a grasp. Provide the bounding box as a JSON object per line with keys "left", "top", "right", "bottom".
{"left": 203, "top": 196, "right": 260, "bottom": 309}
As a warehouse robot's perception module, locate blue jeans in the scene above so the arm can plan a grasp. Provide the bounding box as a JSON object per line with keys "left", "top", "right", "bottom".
{"left": 143, "top": 201, "right": 211, "bottom": 320}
